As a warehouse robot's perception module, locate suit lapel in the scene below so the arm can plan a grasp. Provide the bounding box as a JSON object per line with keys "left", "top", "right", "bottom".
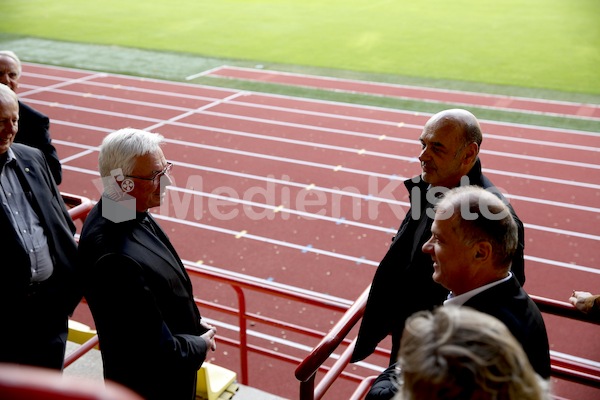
{"left": 131, "top": 217, "right": 190, "bottom": 283}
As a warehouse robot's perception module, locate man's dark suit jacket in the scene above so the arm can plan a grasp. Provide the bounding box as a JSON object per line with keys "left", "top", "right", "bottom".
{"left": 365, "top": 276, "right": 550, "bottom": 400}
{"left": 16, "top": 101, "right": 62, "bottom": 185}
{"left": 352, "top": 159, "right": 526, "bottom": 363}
{"left": 464, "top": 276, "right": 551, "bottom": 378}
{"left": 0, "top": 144, "right": 79, "bottom": 368}
{"left": 78, "top": 201, "right": 210, "bottom": 400}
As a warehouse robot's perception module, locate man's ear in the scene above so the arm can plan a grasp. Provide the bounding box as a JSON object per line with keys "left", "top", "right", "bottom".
{"left": 463, "top": 142, "right": 479, "bottom": 165}
{"left": 473, "top": 241, "right": 492, "bottom": 263}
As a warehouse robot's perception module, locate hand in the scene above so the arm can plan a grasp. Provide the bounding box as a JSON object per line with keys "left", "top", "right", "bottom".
{"left": 200, "top": 319, "right": 217, "bottom": 333}
{"left": 569, "top": 291, "right": 595, "bottom": 314}
{"left": 200, "top": 327, "right": 217, "bottom": 352}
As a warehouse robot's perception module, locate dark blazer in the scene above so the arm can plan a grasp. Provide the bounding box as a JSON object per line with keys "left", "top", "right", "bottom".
{"left": 16, "top": 101, "right": 62, "bottom": 185}
{"left": 78, "top": 200, "right": 210, "bottom": 400}
{"left": 352, "top": 159, "right": 526, "bottom": 363}
{"left": 0, "top": 144, "right": 79, "bottom": 368}
{"left": 365, "top": 276, "right": 551, "bottom": 400}
{"left": 464, "top": 276, "right": 551, "bottom": 378}
{"left": 0, "top": 144, "right": 77, "bottom": 304}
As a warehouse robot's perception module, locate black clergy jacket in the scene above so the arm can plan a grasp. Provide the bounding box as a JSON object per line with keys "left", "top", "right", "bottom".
{"left": 78, "top": 201, "right": 210, "bottom": 400}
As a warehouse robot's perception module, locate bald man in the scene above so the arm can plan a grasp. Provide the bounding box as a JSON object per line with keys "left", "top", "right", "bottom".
{"left": 353, "top": 109, "right": 526, "bottom": 366}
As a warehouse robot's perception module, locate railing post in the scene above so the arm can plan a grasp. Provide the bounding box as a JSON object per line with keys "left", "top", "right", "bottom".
{"left": 299, "top": 374, "right": 316, "bottom": 400}
{"left": 232, "top": 285, "right": 248, "bottom": 385}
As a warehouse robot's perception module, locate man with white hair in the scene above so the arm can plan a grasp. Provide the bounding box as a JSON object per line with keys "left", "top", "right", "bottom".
{"left": 78, "top": 128, "right": 217, "bottom": 400}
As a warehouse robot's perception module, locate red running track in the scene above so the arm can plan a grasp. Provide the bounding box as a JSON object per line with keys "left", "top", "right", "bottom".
{"left": 18, "top": 63, "right": 600, "bottom": 399}
{"left": 203, "top": 65, "right": 600, "bottom": 120}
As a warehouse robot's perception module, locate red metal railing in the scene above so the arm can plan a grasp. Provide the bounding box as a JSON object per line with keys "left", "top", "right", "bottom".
{"left": 63, "top": 193, "right": 94, "bottom": 223}
{"left": 295, "top": 287, "right": 600, "bottom": 400}
{"left": 63, "top": 261, "right": 358, "bottom": 381}
{"left": 60, "top": 194, "right": 600, "bottom": 399}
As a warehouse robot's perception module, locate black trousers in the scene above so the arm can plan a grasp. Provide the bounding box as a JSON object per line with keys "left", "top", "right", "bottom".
{"left": 0, "top": 278, "right": 69, "bottom": 370}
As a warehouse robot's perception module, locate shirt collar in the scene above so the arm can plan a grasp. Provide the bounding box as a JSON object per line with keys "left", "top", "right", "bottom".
{"left": 444, "top": 271, "right": 513, "bottom": 307}
{"left": 0, "top": 148, "right": 16, "bottom": 172}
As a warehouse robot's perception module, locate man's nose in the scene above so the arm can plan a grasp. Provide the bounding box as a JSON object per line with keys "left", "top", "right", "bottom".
{"left": 422, "top": 237, "right": 433, "bottom": 253}
{"left": 418, "top": 146, "right": 429, "bottom": 161}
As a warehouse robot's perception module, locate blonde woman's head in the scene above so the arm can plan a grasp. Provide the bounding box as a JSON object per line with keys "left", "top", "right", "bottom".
{"left": 396, "top": 306, "right": 549, "bottom": 400}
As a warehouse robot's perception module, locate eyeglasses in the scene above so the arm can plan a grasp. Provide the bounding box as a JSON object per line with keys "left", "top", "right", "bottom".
{"left": 125, "top": 162, "right": 173, "bottom": 182}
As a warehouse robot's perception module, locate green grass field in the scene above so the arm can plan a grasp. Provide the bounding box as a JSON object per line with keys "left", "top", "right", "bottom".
{"left": 2, "top": 0, "right": 599, "bottom": 95}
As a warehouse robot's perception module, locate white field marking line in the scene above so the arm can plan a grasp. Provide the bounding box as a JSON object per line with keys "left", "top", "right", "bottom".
{"left": 21, "top": 85, "right": 600, "bottom": 169}
{"left": 167, "top": 135, "right": 600, "bottom": 190}
{"left": 61, "top": 164, "right": 600, "bottom": 271}
{"left": 523, "top": 223, "right": 599, "bottom": 241}
{"left": 17, "top": 72, "right": 108, "bottom": 97}
{"left": 156, "top": 210, "right": 600, "bottom": 273}
{"left": 505, "top": 193, "right": 600, "bottom": 214}
{"left": 23, "top": 82, "right": 600, "bottom": 157}
{"left": 153, "top": 213, "right": 380, "bottom": 266}
{"left": 52, "top": 136, "right": 409, "bottom": 209}
{"left": 21, "top": 65, "right": 241, "bottom": 97}
{"left": 526, "top": 256, "right": 600, "bottom": 275}
{"left": 54, "top": 121, "right": 600, "bottom": 212}
{"left": 23, "top": 89, "right": 600, "bottom": 176}
{"left": 60, "top": 162, "right": 600, "bottom": 242}
{"left": 62, "top": 162, "right": 600, "bottom": 247}
{"left": 166, "top": 113, "right": 419, "bottom": 163}
{"left": 27, "top": 62, "right": 600, "bottom": 121}
{"left": 213, "top": 100, "right": 600, "bottom": 153}
{"left": 222, "top": 87, "right": 600, "bottom": 139}
{"left": 215, "top": 66, "right": 600, "bottom": 109}
{"left": 29, "top": 92, "right": 600, "bottom": 174}
{"left": 185, "top": 65, "right": 228, "bottom": 81}
{"left": 144, "top": 91, "right": 249, "bottom": 132}
{"left": 172, "top": 159, "right": 408, "bottom": 207}
{"left": 212, "top": 66, "right": 600, "bottom": 121}
{"left": 50, "top": 121, "right": 600, "bottom": 210}
{"left": 197, "top": 109, "right": 600, "bottom": 169}
{"left": 52, "top": 122, "right": 600, "bottom": 216}
{"left": 60, "top": 149, "right": 95, "bottom": 164}
{"left": 171, "top": 158, "right": 600, "bottom": 214}
{"left": 173, "top": 160, "right": 600, "bottom": 214}
{"left": 168, "top": 186, "right": 398, "bottom": 234}
{"left": 169, "top": 186, "right": 600, "bottom": 238}
{"left": 19, "top": 79, "right": 234, "bottom": 105}
{"left": 482, "top": 168, "right": 600, "bottom": 191}
{"left": 22, "top": 66, "right": 600, "bottom": 142}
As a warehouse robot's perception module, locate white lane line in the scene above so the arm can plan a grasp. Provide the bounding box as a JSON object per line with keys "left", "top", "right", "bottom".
{"left": 21, "top": 67, "right": 600, "bottom": 143}
{"left": 208, "top": 66, "right": 600, "bottom": 121}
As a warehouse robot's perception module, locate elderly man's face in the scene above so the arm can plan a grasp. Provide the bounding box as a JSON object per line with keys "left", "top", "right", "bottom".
{"left": 0, "top": 56, "right": 20, "bottom": 92}
{"left": 124, "top": 148, "right": 172, "bottom": 212}
{"left": 418, "top": 121, "right": 469, "bottom": 188}
{"left": 0, "top": 95, "right": 18, "bottom": 155}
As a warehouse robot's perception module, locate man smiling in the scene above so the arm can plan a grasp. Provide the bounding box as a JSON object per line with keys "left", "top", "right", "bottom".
{"left": 354, "top": 109, "right": 526, "bottom": 399}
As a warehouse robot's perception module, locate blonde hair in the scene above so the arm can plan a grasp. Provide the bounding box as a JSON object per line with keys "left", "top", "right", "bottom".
{"left": 396, "top": 307, "right": 549, "bottom": 400}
